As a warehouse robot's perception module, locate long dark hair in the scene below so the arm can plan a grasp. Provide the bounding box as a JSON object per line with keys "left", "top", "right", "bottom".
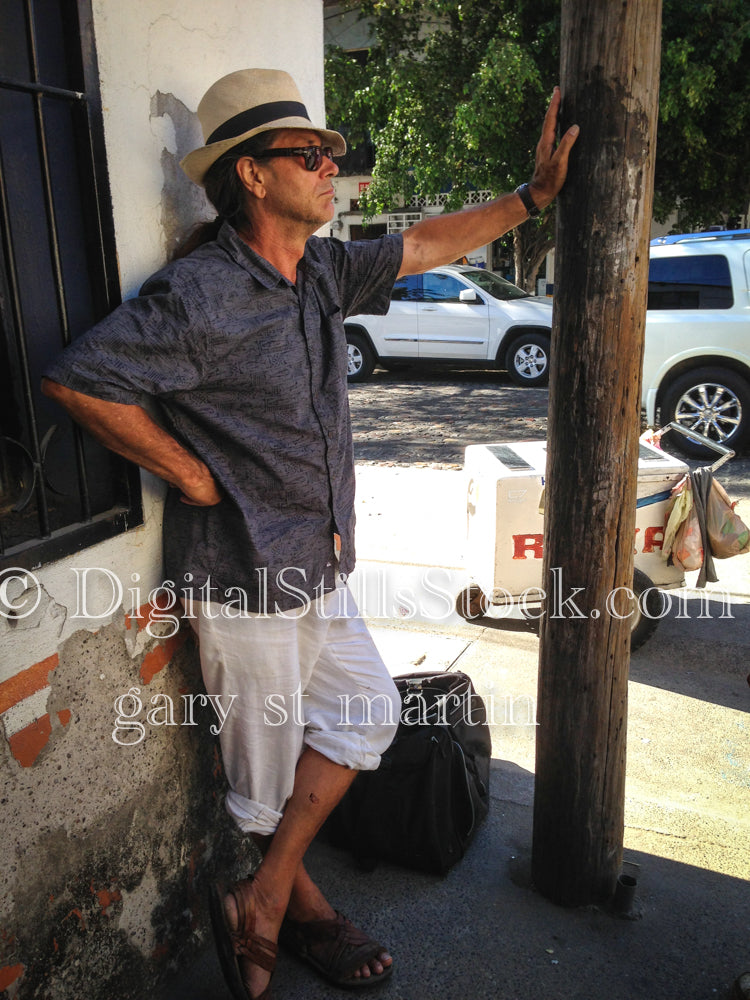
{"left": 173, "top": 131, "right": 276, "bottom": 259}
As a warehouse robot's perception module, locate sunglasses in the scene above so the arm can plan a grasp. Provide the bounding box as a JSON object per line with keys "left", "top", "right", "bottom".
{"left": 253, "top": 145, "right": 336, "bottom": 172}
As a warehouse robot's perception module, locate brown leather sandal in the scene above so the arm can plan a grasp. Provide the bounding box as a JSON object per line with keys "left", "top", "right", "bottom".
{"left": 208, "top": 878, "right": 277, "bottom": 1000}
{"left": 279, "top": 911, "right": 393, "bottom": 990}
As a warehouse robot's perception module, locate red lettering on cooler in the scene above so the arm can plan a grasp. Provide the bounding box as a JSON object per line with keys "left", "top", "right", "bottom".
{"left": 513, "top": 534, "right": 544, "bottom": 560}
{"left": 643, "top": 526, "right": 664, "bottom": 553}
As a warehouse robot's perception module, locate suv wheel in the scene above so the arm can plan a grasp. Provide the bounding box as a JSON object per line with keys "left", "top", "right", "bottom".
{"left": 346, "top": 332, "right": 376, "bottom": 382}
{"left": 505, "top": 332, "right": 551, "bottom": 387}
{"left": 661, "top": 366, "right": 750, "bottom": 457}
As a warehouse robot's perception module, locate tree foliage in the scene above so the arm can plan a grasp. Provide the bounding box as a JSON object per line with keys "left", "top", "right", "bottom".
{"left": 656, "top": 0, "right": 750, "bottom": 229}
{"left": 326, "top": 0, "right": 750, "bottom": 288}
{"left": 326, "top": 0, "right": 560, "bottom": 289}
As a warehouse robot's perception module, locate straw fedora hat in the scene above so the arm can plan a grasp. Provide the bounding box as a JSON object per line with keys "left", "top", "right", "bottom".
{"left": 180, "top": 68, "right": 347, "bottom": 186}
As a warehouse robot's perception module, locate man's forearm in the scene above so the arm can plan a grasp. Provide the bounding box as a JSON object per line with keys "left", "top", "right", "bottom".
{"left": 41, "top": 379, "right": 222, "bottom": 506}
{"left": 399, "top": 192, "right": 529, "bottom": 275}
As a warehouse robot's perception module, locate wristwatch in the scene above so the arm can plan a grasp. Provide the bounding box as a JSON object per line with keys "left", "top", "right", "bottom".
{"left": 515, "top": 182, "right": 541, "bottom": 218}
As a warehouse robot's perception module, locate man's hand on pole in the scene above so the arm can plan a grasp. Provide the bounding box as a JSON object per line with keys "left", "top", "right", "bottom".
{"left": 528, "top": 87, "right": 579, "bottom": 211}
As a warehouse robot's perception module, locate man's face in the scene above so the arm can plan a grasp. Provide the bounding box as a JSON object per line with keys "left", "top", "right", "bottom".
{"left": 252, "top": 128, "right": 339, "bottom": 231}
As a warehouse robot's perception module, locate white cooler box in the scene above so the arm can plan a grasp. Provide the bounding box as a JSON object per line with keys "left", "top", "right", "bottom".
{"left": 463, "top": 439, "right": 688, "bottom": 605}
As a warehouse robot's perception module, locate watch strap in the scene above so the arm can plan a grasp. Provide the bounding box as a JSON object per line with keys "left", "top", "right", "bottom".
{"left": 515, "top": 182, "right": 541, "bottom": 218}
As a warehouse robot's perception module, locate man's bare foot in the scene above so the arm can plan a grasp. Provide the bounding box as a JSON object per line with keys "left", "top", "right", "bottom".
{"left": 350, "top": 947, "right": 393, "bottom": 980}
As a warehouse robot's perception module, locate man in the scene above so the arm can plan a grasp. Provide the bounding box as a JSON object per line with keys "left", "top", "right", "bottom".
{"left": 43, "top": 68, "right": 578, "bottom": 999}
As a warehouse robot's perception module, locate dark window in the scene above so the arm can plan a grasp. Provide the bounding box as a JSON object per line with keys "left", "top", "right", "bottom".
{"left": 647, "top": 254, "right": 734, "bottom": 310}
{"left": 0, "top": 0, "right": 142, "bottom": 571}
{"left": 390, "top": 275, "right": 421, "bottom": 301}
{"left": 335, "top": 137, "right": 376, "bottom": 176}
{"left": 422, "top": 273, "right": 467, "bottom": 302}
{"left": 349, "top": 223, "right": 387, "bottom": 241}
{"left": 461, "top": 268, "right": 528, "bottom": 301}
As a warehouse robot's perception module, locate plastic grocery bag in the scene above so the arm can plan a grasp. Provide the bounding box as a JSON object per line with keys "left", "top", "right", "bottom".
{"left": 672, "top": 504, "right": 705, "bottom": 572}
{"left": 663, "top": 478, "right": 704, "bottom": 571}
{"left": 706, "top": 479, "right": 750, "bottom": 558}
{"left": 661, "top": 476, "right": 703, "bottom": 570}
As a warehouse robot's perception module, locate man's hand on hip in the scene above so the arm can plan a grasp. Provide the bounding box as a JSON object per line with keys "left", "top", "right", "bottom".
{"left": 42, "top": 379, "right": 223, "bottom": 507}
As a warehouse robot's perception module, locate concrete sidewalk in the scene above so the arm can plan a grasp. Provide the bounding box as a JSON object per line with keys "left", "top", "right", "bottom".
{"left": 164, "top": 465, "right": 750, "bottom": 1000}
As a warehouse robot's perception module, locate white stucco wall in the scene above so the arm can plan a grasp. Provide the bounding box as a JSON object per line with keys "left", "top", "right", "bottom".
{"left": 94, "top": 0, "right": 327, "bottom": 293}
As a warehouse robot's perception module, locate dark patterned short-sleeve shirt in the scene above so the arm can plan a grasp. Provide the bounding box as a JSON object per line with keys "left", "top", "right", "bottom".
{"left": 44, "top": 223, "right": 404, "bottom": 611}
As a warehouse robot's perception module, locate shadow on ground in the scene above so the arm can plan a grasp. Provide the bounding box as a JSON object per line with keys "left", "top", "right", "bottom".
{"left": 466, "top": 593, "right": 750, "bottom": 713}
{"left": 161, "top": 759, "right": 749, "bottom": 1000}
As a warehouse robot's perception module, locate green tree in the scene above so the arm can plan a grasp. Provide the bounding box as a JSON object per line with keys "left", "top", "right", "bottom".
{"left": 656, "top": 0, "right": 750, "bottom": 229}
{"left": 326, "top": 0, "right": 750, "bottom": 287}
{"left": 325, "top": 0, "right": 563, "bottom": 291}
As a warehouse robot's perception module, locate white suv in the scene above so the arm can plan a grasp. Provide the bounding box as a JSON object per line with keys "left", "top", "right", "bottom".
{"left": 345, "top": 265, "right": 554, "bottom": 386}
{"left": 644, "top": 230, "right": 750, "bottom": 456}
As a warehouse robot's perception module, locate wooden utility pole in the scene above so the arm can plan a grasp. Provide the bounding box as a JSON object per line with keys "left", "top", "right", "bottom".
{"left": 532, "top": 0, "right": 662, "bottom": 906}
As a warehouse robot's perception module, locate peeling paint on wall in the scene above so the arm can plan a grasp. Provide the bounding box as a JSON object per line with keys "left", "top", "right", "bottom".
{"left": 150, "top": 91, "right": 211, "bottom": 259}
{"left": 0, "top": 580, "right": 67, "bottom": 682}
{"left": 0, "top": 601, "right": 193, "bottom": 768}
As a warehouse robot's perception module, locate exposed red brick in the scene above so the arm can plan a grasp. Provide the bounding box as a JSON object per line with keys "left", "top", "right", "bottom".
{"left": 93, "top": 887, "right": 122, "bottom": 917}
{"left": 6, "top": 708, "right": 71, "bottom": 768}
{"left": 126, "top": 594, "right": 177, "bottom": 633}
{"left": 62, "top": 908, "right": 85, "bottom": 930}
{"left": 139, "top": 632, "right": 187, "bottom": 685}
{"left": 0, "top": 653, "right": 58, "bottom": 714}
{"left": 0, "top": 964, "right": 24, "bottom": 991}
{"left": 9, "top": 715, "right": 52, "bottom": 767}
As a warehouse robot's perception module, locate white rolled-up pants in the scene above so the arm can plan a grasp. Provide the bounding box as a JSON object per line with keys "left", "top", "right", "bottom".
{"left": 189, "top": 583, "right": 400, "bottom": 835}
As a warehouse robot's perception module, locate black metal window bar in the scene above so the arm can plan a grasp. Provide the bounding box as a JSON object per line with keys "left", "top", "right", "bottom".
{"left": 0, "top": 0, "right": 142, "bottom": 572}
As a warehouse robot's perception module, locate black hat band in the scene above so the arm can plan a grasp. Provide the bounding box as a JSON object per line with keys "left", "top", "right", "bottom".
{"left": 206, "top": 100, "right": 309, "bottom": 145}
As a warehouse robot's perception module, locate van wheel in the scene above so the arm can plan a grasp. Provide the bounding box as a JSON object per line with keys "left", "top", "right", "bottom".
{"left": 630, "top": 569, "right": 664, "bottom": 651}
{"left": 346, "top": 332, "right": 376, "bottom": 382}
{"left": 661, "top": 367, "right": 750, "bottom": 458}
